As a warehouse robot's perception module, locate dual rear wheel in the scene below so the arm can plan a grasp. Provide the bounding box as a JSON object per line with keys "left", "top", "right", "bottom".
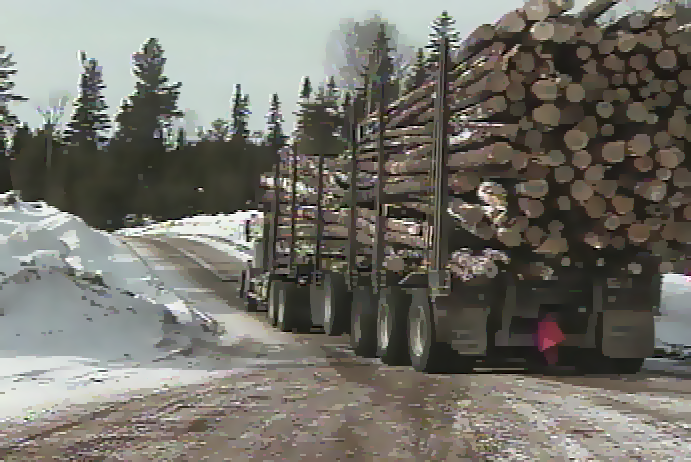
{"left": 239, "top": 268, "right": 258, "bottom": 312}
{"left": 267, "top": 280, "right": 311, "bottom": 333}
{"left": 350, "top": 286, "right": 475, "bottom": 373}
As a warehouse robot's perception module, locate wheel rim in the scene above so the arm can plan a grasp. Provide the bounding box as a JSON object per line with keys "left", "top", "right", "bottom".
{"left": 268, "top": 285, "right": 276, "bottom": 322}
{"left": 278, "top": 288, "right": 285, "bottom": 324}
{"left": 354, "top": 308, "right": 361, "bottom": 343}
{"left": 324, "top": 286, "right": 332, "bottom": 326}
{"left": 411, "top": 304, "right": 426, "bottom": 358}
{"left": 379, "top": 304, "right": 390, "bottom": 350}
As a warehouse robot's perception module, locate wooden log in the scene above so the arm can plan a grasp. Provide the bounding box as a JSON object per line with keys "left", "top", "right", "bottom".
{"left": 456, "top": 94, "right": 510, "bottom": 122}
{"left": 448, "top": 141, "right": 519, "bottom": 169}
{"left": 449, "top": 121, "right": 520, "bottom": 140}
{"left": 356, "top": 122, "right": 435, "bottom": 146}
{"left": 383, "top": 143, "right": 434, "bottom": 165}
{"left": 577, "top": 0, "right": 621, "bottom": 24}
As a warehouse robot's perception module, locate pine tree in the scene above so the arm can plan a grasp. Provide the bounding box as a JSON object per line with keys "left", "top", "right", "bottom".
{"left": 342, "top": 92, "right": 352, "bottom": 113}
{"left": 326, "top": 76, "right": 339, "bottom": 103}
{"left": 0, "top": 47, "right": 28, "bottom": 131}
{"left": 424, "top": 11, "right": 461, "bottom": 67}
{"left": 10, "top": 124, "right": 46, "bottom": 201}
{"left": 369, "top": 23, "right": 396, "bottom": 110}
{"left": 404, "top": 48, "right": 428, "bottom": 94}
{"left": 64, "top": 52, "right": 110, "bottom": 148}
{"left": 210, "top": 118, "right": 230, "bottom": 141}
{"left": 265, "top": 93, "right": 287, "bottom": 151}
{"left": 114, "top": 38, "right": 182, "bottom": 143}
{"left": 299, "top": 77, "right": 312, "bottom": 100}
{"left": 294, "top": 75, "right": 346, "bottom": 161}
{"left": 0, "top": 47, "right": 28, "bottom": 192}
{"left": 175, "top": 126, "right": 186, "bottom": 148}
{"left": 111, "top": 38, "right": 183, "bottom": 219}
{"left": 0, "top": 134, "right": 12, "bottom": 193}
{"left": 230, "top": 84, "right": 250, "bottom": 140}
{"left": 243, "top": 94, "right": 251, "bottom": 133}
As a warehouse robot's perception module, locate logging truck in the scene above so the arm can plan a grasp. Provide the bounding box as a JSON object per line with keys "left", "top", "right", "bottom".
{"left": 234, "top": 0, "right": 691, "bottom": 374}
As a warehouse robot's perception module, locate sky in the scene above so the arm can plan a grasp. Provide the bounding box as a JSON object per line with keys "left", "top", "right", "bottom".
{"left": 2, "top": 0, "right": 659, "bottom": 140}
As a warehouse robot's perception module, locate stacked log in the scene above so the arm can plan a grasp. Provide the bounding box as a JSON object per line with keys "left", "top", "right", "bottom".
{"left": 355, "top": 1, "right": 691, "bottom": 278}
{"left": 260, "top": 1, "right": 691, "bottom": 278}
{"left": 446, "top": 2, "right": 691, "bottom": 272}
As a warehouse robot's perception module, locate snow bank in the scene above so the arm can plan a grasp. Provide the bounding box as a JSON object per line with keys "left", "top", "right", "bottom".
{"left": 0, "top": 192, "right": 224, "bottom": 425}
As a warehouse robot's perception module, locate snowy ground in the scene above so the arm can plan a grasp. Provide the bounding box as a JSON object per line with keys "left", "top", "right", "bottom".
{"left": 116, "top": 210, "right": 259, "bottom": 264}
{"left": 0, "top": 194, "right": 226, "bottom": 427}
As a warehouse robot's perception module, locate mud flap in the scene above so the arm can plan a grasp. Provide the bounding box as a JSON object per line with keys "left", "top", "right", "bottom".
{"left": 433, "top": 283, "right": 495, "bottom": 355}
{"left": 444, "top": 308, "right": 490, "bottom": 355}
{"left": 602, "top": 310, "right": 654, "bottom": 359}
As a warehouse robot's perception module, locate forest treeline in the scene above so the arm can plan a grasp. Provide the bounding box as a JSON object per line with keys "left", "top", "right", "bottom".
{"left": 0, "top": 11, "right": 470, "bottom": 230}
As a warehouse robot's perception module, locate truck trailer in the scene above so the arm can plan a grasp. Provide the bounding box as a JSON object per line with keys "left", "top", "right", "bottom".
{"left": 235, "top": 0, "right": 691, "bottom": 374}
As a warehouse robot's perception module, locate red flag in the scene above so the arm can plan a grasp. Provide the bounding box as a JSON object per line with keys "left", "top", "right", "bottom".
{"left": 537, "top": 313, "right": 565, "bottom": 365}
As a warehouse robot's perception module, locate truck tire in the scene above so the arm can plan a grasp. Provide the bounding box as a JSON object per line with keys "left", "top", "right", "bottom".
{"left": 350, "top": 286, "right": 378, "bottom": 358}
{"left": 408, "top": 289, "right": 475, "bottom": 374}
{"left": 377, "top": 286, "right": 412, "bottom": 366}
{"left": 242, "top": 269, "right": 259, "bottom": 313}
{"left": 267, "top": 280, "right": 281, "bottom": 327}
{"left": 610, "top": 358, "right": 645, "bottom": 374}
{"left": 579, "top": 355, "right": 645, "bottom": 375}
{"left": 238, "top": 269, "right": 247, "bottom": 298}
{"left": 578, "top": 313, "right": 645, "bottom": 375}
{"left": 277, "top": 282, "right": 311, "bottom": 333}
{"left": 321, "top": 272, "right": 351, "bottom": 336}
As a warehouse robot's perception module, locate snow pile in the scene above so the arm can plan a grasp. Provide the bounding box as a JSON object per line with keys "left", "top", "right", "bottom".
{"left": 0, "top": 192, "right": 225, "bottom": 425}
{"left": 118, "top": 210, "right": 262, "bottom": 244}
{"left": 115, "top": 210, "right": 263, "bottom": 263}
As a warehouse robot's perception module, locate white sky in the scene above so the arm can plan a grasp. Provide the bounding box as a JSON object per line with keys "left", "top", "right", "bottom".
{"left": 3, "top": 0, "right": 658, "bottom": 138}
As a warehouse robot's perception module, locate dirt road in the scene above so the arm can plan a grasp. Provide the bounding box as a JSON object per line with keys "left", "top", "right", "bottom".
{"left": 2, "top": 236, "right": 690, "bottom": 461}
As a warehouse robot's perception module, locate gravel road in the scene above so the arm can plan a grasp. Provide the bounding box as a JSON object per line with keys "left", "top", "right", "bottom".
{"left": 2, "top": 236, "right": 690, "bottom": 461}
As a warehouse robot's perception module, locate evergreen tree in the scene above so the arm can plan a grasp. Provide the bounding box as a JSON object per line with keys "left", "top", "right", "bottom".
{"left": 111, "top": 38, "right": 183, "bottom": 220}
{"left": 342, "top": 92, "right": 352, "bottom": 113}
{"left": 299, "top": 77, "right": 312, "bottom": 100}
{"left": 0, "top": 134, "right": 11, "bottom": 193}
{"left": 326, "top": 76, "right": 339, "bottom": 103}
{"left": 0, "top": 47, "right": 28, "bottom": 192}
{"left": 175, "top": 126, "right": 186, "bottom": 148}
{"left": 368, "top": 23, "right": 396, "bottom": 111}
{"left": 265, "top": 93, "right": 287, "bottom": 151}
{"left": 230, "top": 84, "right": 250, "bottom": 140}
{"left": 157, "top": 126, "right": 194, "bottom": 219}
{"left": 339, "top": 91, "right": 353, "bottom": 141}
{"left": 64, "top": 52, "right": 110, "bottom": 148}
{"left": 0, "top": 47, "right": 28, "bottom": 131}
{"left": 424, "top": 11, "right": 461, "bottom": 67}
{"left": 114, "top": 38, "right": 182, "bottom": 143}
{"left": 404, "top": 48, "right": 428, "bottom": 94}
{"left": 10, "top": 124, "right": 46, "bottom": 201}
{"left": 294, "top": 75, "right": 346, "bottom": 162}
{"left": 210, "top": 118, "right": 230, "bottom": 141}
{"left": 60, "top": 52, "right": 111, "bottom": 215}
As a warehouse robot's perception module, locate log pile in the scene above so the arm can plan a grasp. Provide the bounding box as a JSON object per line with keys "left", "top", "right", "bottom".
{"left": 357, "top": 0, "right": 691, "bottom": 278}
{"left": 260, "top": 0, "right": 691, "bottom": 279}
{"left": 441, "top": 1, "right": 691, "bottom": 274}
